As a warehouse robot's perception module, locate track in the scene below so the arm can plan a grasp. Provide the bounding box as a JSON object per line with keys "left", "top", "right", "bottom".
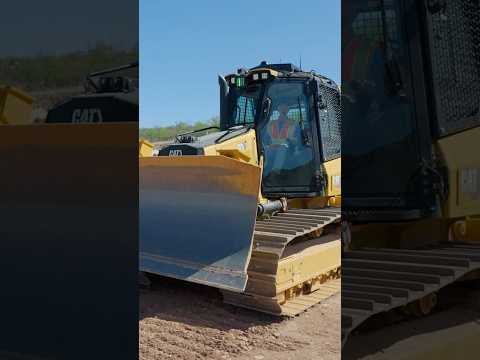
{"left": 222, "top": 207, "right": 341, "bottom": 316}
{"left": 341, "top": 243, "right": 480, "bottom": 346}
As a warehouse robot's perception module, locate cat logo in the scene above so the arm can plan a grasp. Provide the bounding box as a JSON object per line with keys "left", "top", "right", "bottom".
{"left": 168, "top": 149, "right": 183, "bottom": 156}
{"left": 71, "top": 108, "right": 104, "bottom": 123}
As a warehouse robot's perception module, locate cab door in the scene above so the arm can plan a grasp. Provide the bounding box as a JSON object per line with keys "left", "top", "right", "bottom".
{"left": 342, "top": 0, "right": 436, "bottom": 218}
{"left": 258, "top": 80, "right": 320, "bottom": 196}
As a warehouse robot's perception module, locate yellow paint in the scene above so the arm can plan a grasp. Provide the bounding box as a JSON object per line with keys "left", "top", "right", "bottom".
{"left": 0, "top": 86, "right": 34, "bottom": 125}
{"left": 140, "top": 155, "right": 262, "bottom": 197}
{"left": 139, "top": 139, "right": 154, "bottom": 157}
{"left": 324, "top": 156, "right": 341, "bottom": 197}
{"left": 275, "top": 238, "right": 341, "bottom": 292}
{"left": 145, "top": 127, "right": 342, "bottom": 211}
{"left": 437, "top": 126, "right": 480, "bottom": 218}
{"left": 357, "top": 126, "right": 480, "bottom": 247}
{"left": 451, "top": 216, "right": 480, "bottom": 241}
{"left": 350, "top": 218, "right": 452, "bottom": 249}
{"left": 0, "top": 122, "right": 137, "bottom": 146}
{"left": 203, "top": 129, "right": 259, "bottom": 166}
{"left": 288, "top": 197, "right": 329, "bottom": 209}
{"left": 288, "top": 156, "right": 342, "bottom": 210}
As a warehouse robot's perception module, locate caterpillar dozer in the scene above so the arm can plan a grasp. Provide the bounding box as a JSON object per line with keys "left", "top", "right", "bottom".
{"left": 46, "top": 62, "right": 138, "bottom": 124}
{"left": 0, "top": 65, "right": 139, "bottom": 246}
{"left": 1, "top": 65, "right": 138, "bottom": 360}
{"left": 342, "top": 0, "right": 480, "bottom": 346}
{"left": 140, "top": 62, "right": 342, "bottom": 315}
{"left": 1, "top": 62, "right": 138, "bottom": 126}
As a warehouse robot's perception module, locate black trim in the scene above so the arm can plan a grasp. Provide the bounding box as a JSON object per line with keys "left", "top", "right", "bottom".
{"left": 411, "top": 0, "right": 439, "bottom": 213}
{"left": 175, "top": 126, "right": 220, "bottom": 142}
{"left": 263, "top": 191, "right": 323, "bottom": 199}
{"left": 421, "top": 0, "right": 480, "bottom": 137}
{"left": 215, "top": 125, "right": 252, "bottom": 144}
{"left": 257, "top": 78, "right": 325, "bottom": 197}
{"left": 158, "top": 145, "right": 204, "bottom": 156}
{"left": 343, "top": 208, "right": 425, "bottom": 223}
{"left": 342, "top": 0, "right": 439, "bottom": 218}
{"left": 250, "top": 62, "right": 302, "bottom": 73}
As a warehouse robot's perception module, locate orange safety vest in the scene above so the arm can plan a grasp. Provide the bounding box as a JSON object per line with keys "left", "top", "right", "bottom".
{"left": 271, "top": 119, "right": 289, "bottom": 140}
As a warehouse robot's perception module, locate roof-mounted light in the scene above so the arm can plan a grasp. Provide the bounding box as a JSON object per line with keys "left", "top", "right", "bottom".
{"left": 249, "top": 68, "right": 279, "bottom": 80}
{"left": 235, "top": 77, "right": 245, "bottom": 87}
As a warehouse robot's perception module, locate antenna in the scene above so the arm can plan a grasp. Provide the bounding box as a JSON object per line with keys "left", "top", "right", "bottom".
{"left": 299, "top": 55, "right": 302, "bottom": 70}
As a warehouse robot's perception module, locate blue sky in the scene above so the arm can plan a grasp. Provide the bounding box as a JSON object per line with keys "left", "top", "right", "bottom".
{"left": 1, "top": 1, "right": 137, "bottom": 56}
{"left": 140, "top": 0, "right": 340, "bottom": 127}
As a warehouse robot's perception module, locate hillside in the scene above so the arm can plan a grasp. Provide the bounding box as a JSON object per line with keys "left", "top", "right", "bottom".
{"left": 140, "top": 117, "right": 219, "bottom": 142}
{"left": 1, "top": 44, "right": 138, "bottom": 92}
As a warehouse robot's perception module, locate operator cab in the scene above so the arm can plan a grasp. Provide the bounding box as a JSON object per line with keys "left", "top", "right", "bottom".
{"left": 160, "top": 61, "right": 340, "bottom": 199}
{"left": 342, "top": 0, "right": 480, "bottom": 221}
{"left": 220, "top": 61, "right": 341, "bottom": 198}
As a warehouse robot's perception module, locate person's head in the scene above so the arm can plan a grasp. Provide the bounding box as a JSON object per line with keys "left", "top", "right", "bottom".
{"left": 278, "top": 104, "right": 289, "bottom": 116}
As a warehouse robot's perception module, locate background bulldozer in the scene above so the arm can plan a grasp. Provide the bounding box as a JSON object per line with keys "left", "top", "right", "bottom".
{"left": 0, "top": 62, "right": 138, "bottom": 358}
{"left": 46, "top": 62, "right": 138, "bottom": 124}
{"left": 140, "top": 62, "right": 342, "bottom": 315}
{"left": 1, "top": 62, "right": 138, "bottom": 126}
{"left": 341, "top": 0, "right": 480, "bottom": 347}
{"left": 0, "top": 63, "right": 139, "bottom": 180}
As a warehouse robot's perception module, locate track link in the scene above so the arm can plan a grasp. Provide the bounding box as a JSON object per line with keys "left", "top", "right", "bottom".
{"left": 341, "top": 243, "right": 480, "bottom": 346}
{"left": 222, "top": 207, "right": 341, "bottom": 316}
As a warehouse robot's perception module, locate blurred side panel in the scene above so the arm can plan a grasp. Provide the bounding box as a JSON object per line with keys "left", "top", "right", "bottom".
{"left": 342, "top": 0, "right": 480, "bottom": 358}
{"left": 0, "top": 1, "right": 138, "bottom": 359}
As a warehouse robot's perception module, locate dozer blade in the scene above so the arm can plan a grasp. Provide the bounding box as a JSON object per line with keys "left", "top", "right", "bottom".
{"left": 140, "top": 155, "right": 262, "bottom": 292}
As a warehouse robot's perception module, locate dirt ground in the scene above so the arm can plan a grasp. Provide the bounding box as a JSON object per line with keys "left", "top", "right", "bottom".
{"left": 139, "top": 275, "right": 340, "bottom": 360}
{"left": 343, "top": 283, "right": 480, "bottom": 359}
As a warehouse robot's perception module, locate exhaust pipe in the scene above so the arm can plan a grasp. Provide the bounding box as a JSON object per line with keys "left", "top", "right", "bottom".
{"left": 218, "top": 75, "right": 229, "bottom": 128}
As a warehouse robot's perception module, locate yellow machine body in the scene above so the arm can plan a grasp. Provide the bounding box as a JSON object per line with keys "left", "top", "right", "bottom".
{"left": 139, "top": 62, "right": 342, "bottom": 312}
{"left": 139, "top": 139, "right": 154, "bottom": 157}
{"left": 202, "top": 129, "right": 259, "bottom": 165}
{"left": 0, "top": 86, "right": 34, "bottom": 125}
{"left": 437, "top": 126, "right": 480, "bottom": 241}
{"left": 438, "top": 126, "right": 480, "bottom": 218}
{"left": 348, "top": 125, "right": 480, "bottom": 246}
{"left": 140, "top": 124, "right": 342, "bottom": 312}
{"left": 343, "top": 125, "right": 480, "bottom": 347}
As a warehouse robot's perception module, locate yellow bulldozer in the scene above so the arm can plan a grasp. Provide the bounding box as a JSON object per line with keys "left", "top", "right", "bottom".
{"left": 341, "top": 0, "right": 480, "bottom": 348}
{"left": 0, "top": 67, "right": 139, "bottom": 199}
{"left": 140, "top": 62, "right": 342, "bottom": 315}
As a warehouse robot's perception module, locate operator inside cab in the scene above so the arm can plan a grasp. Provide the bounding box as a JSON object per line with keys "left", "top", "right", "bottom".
{"left": 342, "top": 1, "right": 418, "bottom": 197}
{"left": 263, "top": 103, "right": 294, "bottom": 173}
{"left": 268, "top": 104, "right": 297, "bottom": 147}
{"left": 262, "top": 100, "right": 312, "bottom": 182}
